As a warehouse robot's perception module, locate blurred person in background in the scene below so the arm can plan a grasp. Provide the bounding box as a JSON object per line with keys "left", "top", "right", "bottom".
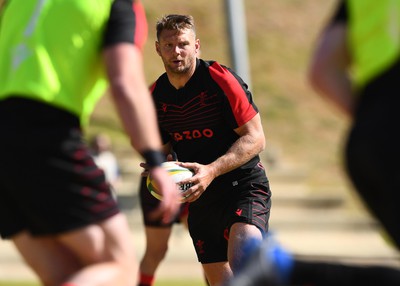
{"left": 227, "top": 1, "right": 400, "bottom": 285}
{"left": 90, "top": 133, "right": 122, "bottom": 191}
{"left": 0, "top": 1, "right": 180, "bottom": 285}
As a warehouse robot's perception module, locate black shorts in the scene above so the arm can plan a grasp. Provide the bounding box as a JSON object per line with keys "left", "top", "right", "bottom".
{"left": 0, "top": 98, "right": 120, "bottom": 238}
{"left": 345, "top": 58, "right": 400, "bottom": 248}
{"left": 139, "top": 176, "right": 189, "bottom": 227}
{"left": 188, "top": 162, "right": 271, "bottom": 264}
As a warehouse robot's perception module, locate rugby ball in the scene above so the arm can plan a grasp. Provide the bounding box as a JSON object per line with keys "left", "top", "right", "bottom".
{"left": 146, "top": 161, "right": 194, "bottom": 200}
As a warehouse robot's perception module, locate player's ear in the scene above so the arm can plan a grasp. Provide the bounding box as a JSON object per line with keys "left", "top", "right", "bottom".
{"left": 195, "top": 39, "right": 200, "bottom": 55}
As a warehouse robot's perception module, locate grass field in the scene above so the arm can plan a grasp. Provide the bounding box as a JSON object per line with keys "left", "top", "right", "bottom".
{"left": 0, "top": 283, "right": 37, "bottom": 286}
{"left": 0, "top": 280, "right": 206, "bottom": 286}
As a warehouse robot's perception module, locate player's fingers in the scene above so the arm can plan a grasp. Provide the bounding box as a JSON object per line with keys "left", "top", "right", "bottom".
{"left": 190, "top": 190, "right": 201, "bottom": 199}
{"left": 177, "top": 161, "right": 196, "bottom": 170}
{"left": 166, "top": 154, "right": 177, "bottom": 161}
{"left": 162, "top": 189, "right": 181, "bottom": 223}
{"left": 140, "top": 162, "right": 148, "bottom": 168}
{"left": 182, "top": 186, "right": 203, "bottom": 202}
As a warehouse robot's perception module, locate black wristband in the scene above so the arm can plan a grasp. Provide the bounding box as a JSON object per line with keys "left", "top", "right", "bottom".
{"left": 142, "top": 150, "right": 166, "bottom": 168}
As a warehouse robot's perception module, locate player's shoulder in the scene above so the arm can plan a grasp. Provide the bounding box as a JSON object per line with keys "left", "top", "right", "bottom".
{"left": 201, "top": 59, "right": 237, "bottom": 83}
{"left": 202, "top": 59, "right": 233, "bottom": 74}
{"left": 201, "top": 59, "right": 229, "bottom": 71}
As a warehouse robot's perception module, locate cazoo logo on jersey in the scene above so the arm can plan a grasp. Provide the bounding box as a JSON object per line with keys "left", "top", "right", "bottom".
{"left": 172, "top": 128, "right": 214, "bottom": 141}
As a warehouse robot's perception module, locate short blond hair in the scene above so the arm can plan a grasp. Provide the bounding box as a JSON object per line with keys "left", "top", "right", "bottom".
{"left": 156, "top": 14, "right": 196, "bottom": 40}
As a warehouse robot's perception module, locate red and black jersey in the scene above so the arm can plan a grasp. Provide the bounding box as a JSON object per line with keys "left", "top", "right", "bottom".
{"left": 103, "top": 0, "right": 147, "bottom": 50}
{"left": 150, "top": 59, "right": 261, "bottom": 176}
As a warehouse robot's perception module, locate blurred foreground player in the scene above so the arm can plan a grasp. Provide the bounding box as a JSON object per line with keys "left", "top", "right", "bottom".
{"left": 0, "top": 1, "right": 180, "bottom": 285}
{"left": 228, "top": 1, "right": 400, "bottom": 285}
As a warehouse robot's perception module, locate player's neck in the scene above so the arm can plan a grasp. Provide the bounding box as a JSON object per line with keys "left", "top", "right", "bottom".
{"left": 167, "top": 62, "right": 196, "bottom": 89}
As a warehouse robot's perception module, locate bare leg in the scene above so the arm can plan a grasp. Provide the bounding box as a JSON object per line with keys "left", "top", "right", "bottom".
{"left": 202, "top": 262, "right": 232, "bottom": 286}
{"left": 13, "top": 232, "right": 81, "bottom": 286}
{"left": 139, "top": 226, "right": 173, "bottom": 279}
{"left": 13, "top": 213, "right": 136, "bottom": 286}
{"left": 228, "top": 222, "right": 263, "bottom": 272}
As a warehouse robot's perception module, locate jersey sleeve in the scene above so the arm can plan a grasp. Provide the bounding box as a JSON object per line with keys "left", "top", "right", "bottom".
{"left": 208, "top": 62, "right": 258, "bottom": 129}
{"left": 103, "top": 0, "right": 148, "bottom": 50}
{"left": 330, "top": 0, "right": 347, "bottom": 25}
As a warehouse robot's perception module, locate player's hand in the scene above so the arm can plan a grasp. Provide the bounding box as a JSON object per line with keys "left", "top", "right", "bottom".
{"left": 177, "top": 162, "right": 216, "bottom": 202}
{"left": 147, "top": 166, "right": 181, "bottom": 224}
{"left": 166, "top": 153, "right": 177, "bottom": 162}
{"left": 139, "top": 153, "right": 176, "bottom": 177}
{"left": 139, "top": 162, "right": 149, "bottom": 177}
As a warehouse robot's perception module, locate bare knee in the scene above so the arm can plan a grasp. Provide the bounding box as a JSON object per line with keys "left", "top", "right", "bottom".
{"left": 203, "top": 262, "right": 232, "bottom": 286}
{"left": 228, "top": 223, "right": 263, "bottom": 273}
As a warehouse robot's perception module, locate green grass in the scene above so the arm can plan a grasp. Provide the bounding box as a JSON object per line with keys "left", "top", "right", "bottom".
{"left": 0, "top": 282, "right": 37, "bottom": 286}
{"left": 157, "top": 279, "right": 206, "bottom": 286}
{"left": 0, "top": 279, "right": 206, "bottom": 286}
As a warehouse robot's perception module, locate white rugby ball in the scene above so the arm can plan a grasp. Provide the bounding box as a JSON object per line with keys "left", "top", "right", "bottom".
{"left": 146, "top": 161, "right": 194, "bottom": 200}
